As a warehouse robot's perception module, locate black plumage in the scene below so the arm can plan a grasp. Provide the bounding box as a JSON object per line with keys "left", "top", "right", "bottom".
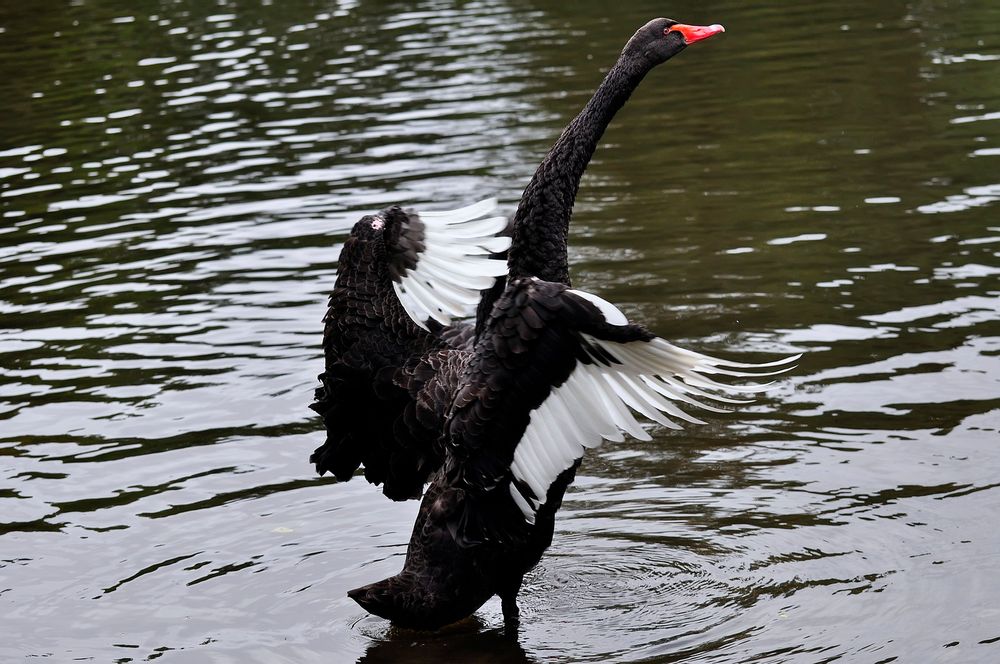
{"left": 313, "top": 18, "right": 764, "bottom": 629}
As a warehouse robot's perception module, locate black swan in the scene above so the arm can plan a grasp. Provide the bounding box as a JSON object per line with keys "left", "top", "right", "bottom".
{"left": 316, "top": 19, "right": 796, "bottom": 630}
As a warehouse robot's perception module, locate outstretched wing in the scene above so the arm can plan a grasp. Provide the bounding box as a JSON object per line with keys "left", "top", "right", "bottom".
{"left": 447, "top": 278, "right": 799, "bottom": 533}
{"left": 388, "top": 199, "right": 511, "bottom": 330}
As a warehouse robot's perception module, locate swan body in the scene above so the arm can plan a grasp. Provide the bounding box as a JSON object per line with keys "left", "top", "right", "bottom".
{"left": 310, "top": 18, "right": 794, "bottom": 630}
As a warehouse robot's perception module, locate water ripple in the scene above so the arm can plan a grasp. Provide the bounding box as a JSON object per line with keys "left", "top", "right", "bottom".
{"left": 2, "top": 0, "right": 1000, "bottom": 662}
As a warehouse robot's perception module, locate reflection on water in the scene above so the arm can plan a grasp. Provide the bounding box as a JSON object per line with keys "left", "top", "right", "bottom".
{"left": 1, "top": 0, "right": 999, "bottom": 662}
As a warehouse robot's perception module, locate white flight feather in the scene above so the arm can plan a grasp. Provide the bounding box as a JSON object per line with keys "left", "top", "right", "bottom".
{"left": 604, "top": 371, "right": 683, "bottom": 430}
{"left": 416, "top": 256, "right": 499, "bottom": 291}
{"left": 621, "top": 372, "right": 704, "bottom": 425}
{"left": 509, "top": 484, "right": 535, "bottom": 525}
{"left": 399, "top": 280, "right": 459, "bottom": 323}
{"left": 420, "top": 249, "right": 507, "bottom": 278}
{"left": 419, "top": 247, "right": 510, "bottom": 275}
{"left": 567, "top": 289, "right": 628, "bottom": 325}
{"left": 582, "top": 364, "right": 649, "bottom": 440}
{"left": 419, "top": 198, "right": 498, "bottom": 223}
{"left": 423, "top": 216, "right": 510, "bottom": 239}
{"left": 641, "top": 376, "right": 727, "bottom": 414}
{"left": 408, "top": 269, "right": 482, "bottom": 307}
{"left": 507, "top": 290, "right": 799, "bottom": 522}
{"left": 561, "top": 376, "right": 619, "bottom": 441}
{"left": 657, "top": 375, "right": 753, "bottom": 405}
{"left": 514, "top": 432, "right": 548, "bottom": 504}
{"left": 509, "top": 457, "right": 536, "bottom": 500}
{"left": 528, "top": 414, "right": 569, "bottom": 494}
{"left": 534, "top": 399, "right": 580, "bottom": 462}
{"left": 392, "top": 198, "right": 509, "bottom": 330}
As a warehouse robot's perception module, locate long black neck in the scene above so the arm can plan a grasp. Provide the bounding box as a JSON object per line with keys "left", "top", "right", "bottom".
{"left": 508, "top": 54, "right": 653, "bottom": 284}
{"left": 474, "top": 54, "right": 654, "bottom": 337}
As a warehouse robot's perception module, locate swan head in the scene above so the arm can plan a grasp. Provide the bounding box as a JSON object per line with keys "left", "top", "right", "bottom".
{"left": 348, "top": 206, "right": 419, "bottom": 249}
{"left": 342, "top": 206, "right": 425, "bottom": 287}
{"left": 341, "top": 212, "right": 387, "bottom": 269}
{"left": 351, "top": 213, "right": 385, "bottom": 240}
{"left": 624, "top": 18, "right": 725, "bottom": 66}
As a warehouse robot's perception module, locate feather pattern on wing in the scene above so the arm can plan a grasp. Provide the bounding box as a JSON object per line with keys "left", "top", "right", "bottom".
{"left": 390, "top": 199, "right": 512, "bottom": 329}
{"left": 504, "top": 288, "right": 799, "bottom": 524}
{"left": 443, "top": 278, "right": 799, "bottom": 536}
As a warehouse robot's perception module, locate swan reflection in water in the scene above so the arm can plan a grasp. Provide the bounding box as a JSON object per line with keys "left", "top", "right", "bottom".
{"left": 356, "top": 618, "right": 534, "bottom": 664}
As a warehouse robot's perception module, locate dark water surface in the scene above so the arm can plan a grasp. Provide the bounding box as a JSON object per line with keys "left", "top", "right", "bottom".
{"left": 2, "top": 0, "right": 999, "bottom": 661}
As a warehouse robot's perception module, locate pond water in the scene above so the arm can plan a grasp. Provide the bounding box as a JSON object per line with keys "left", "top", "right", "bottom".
{"left": 2, "top": 0, "right": 999, "bottom": 662}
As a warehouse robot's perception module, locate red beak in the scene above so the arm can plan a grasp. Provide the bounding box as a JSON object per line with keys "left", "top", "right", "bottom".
{"left": 668, "top": 23, "right": 726, "bottom": 45}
